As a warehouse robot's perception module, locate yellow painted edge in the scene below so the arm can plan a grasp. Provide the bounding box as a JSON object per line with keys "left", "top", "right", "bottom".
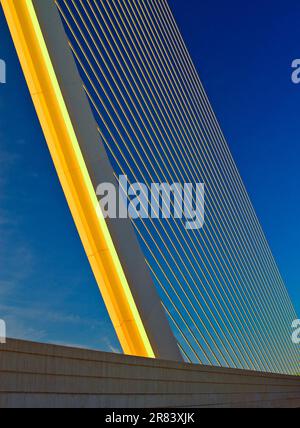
{"left": 1, "top": 0, "right": 154, "bottom": 358}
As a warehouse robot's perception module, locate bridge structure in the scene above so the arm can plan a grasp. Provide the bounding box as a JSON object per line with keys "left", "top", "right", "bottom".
{"left": 0, "top": 339, "right": 300, "bottom": 408}
{"left": 1, "top": 0, "right": 299, "bottom": 391}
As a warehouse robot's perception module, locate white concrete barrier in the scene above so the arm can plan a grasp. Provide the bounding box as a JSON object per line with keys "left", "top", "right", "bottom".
{"left": 0, "top": 339, "right": 299, "bottom": 408}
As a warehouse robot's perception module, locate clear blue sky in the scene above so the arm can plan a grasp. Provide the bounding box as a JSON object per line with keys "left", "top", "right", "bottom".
{"left": 0, "top": 0, "right": 299, "bottom": 352}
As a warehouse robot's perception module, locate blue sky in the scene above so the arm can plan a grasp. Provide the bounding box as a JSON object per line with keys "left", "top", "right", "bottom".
{"left": 0, "top": 0, "right": 299, "bottom": 352}
{"left": 170, "top": 0, "right": 300, "bottom": 315}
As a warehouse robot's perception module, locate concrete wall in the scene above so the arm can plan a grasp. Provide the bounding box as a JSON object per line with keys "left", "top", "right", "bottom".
{"left": 0, "top": 339, "right": 299, "bottom": 408}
